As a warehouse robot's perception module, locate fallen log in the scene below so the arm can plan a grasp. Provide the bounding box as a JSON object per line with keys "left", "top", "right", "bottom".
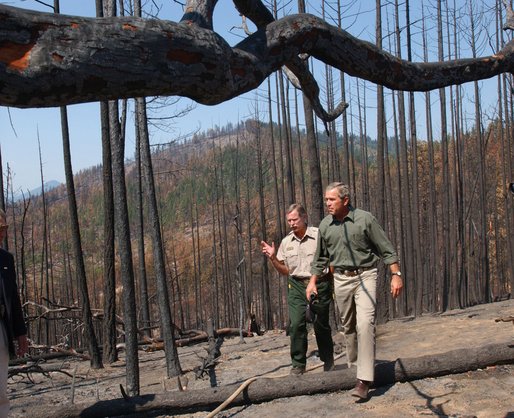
{"left": 144, "top": 328, "right": 252, "bottom": 351}
{"left": 9, "top": 348, "right": 89, "bottom": 366}
{"left": 30, "top": 341, "right": 514, "bottom": 418}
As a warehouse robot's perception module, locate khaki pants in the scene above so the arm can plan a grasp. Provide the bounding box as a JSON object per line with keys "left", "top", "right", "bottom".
{"left": 0, "top": 323, "right": 9, "bottom": 418}
{"left": 333, "top": 268, "right": 377, "bottom": 382}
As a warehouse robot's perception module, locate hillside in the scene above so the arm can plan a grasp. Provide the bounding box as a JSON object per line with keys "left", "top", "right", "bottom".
{"left": 5, "top": 115, "right": 513, "bottom": 357}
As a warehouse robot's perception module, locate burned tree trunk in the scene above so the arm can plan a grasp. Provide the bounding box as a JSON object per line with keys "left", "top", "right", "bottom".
{"left": 31, "top": 342, "right": 514, "bottom": 418}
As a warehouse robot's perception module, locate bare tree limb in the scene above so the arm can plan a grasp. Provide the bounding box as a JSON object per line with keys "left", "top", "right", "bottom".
{"left": 0, "top": 5, "right": 513, "bottom": 118}
{"left": 8, "top": 362, "right": 75, "bottom": 379}
{"left": 232, "top": 0, "right": 347, "bottom": 121}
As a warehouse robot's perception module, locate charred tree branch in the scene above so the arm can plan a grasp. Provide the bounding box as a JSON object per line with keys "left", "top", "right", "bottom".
{"left": 1, "top": 6, "right": 512, "bottom": 117}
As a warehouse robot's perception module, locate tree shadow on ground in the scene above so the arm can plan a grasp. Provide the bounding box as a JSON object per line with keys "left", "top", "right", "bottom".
{"left": 372, "top": 358, "right": 455, "bottom": 415}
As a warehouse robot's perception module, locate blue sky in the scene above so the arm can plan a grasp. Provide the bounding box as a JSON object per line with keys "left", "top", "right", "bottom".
{"left": 0, "top": 0, "right": 505, "bottom": 193}
{"left": 0, "top": 0, "right": 256, "bottom": 193}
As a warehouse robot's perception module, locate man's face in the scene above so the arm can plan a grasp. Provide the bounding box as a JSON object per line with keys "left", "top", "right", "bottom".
{"left": 325, "top": 188, "right": 349, "bottom": 217}
{"left": 286, "top": 210, "right": 307, "bottom": 235}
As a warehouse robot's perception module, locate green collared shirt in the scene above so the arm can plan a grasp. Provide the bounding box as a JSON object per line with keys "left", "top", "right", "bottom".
{"left": 310, "top": 207, "right": 398, "bottom": 276}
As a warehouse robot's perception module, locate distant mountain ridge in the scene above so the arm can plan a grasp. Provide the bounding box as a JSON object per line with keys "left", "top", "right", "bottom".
{"left": 13, "top": 180, "right": 61, "bottom": 201}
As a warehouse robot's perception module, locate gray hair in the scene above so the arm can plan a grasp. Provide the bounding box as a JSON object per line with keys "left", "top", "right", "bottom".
{"left": 326, "top": 182, "right": 350, "bottom": 201}
{"left": 286, "top": 203, "right": 307, "bottom": 218}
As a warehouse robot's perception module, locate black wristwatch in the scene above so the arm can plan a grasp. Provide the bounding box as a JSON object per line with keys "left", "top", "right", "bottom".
{"left": 392, "top": 271, "right": 402, "bottom": 277}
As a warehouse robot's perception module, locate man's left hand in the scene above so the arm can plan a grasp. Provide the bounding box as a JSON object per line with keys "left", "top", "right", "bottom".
{"left": 390, "top": 275, "right": 403, "bottom": 299}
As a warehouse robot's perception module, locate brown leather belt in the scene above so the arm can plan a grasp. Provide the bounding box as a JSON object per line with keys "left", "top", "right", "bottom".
{"left": 291, "top": 274, "right": 330, "bottom": 283}
{"left": 333, "top": 266, "right": 374, "bottom": 277}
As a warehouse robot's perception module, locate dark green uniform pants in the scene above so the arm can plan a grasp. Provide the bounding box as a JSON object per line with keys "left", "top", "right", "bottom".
{"left": 288, "top": 277, "right": 334, "bottom": 368}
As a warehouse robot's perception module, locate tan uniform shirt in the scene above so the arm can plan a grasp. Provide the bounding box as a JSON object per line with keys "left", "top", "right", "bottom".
{"left": 276, "top": 226, "right": 318, "bottom": 279}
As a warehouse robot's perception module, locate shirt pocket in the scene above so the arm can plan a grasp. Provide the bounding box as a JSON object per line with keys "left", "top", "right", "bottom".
{"left": 284, "top": 250, "right": 298, "bottom": 269}
{"left": 303, "top": 250, "right": 315, "bottom": 267}
{"left": 348, "top": 232, "right": 368, "bottom": 249}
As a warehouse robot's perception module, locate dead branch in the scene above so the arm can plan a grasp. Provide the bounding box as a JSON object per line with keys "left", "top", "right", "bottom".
{"left": 1, "top": 4, "right": 513, "bottom": 119}
{"left": 9, "top": 347, "right": 90, "bottom": 366}
{"left": 23, "top": 300, "right": 112, "bottom": 323}
{"left": 8, "top": 362, "right": 74, "bottom": 379}
{"left": 194, "top": 318, "right": 222, "bottom": 380}
{"left": 142, "top": 328, "right": 253, "bottom": 351}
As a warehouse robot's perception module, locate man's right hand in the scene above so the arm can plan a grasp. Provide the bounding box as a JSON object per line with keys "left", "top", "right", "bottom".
{"left": 305, "top": 276, "right": 318, "bottom": 300}
{"left": 261, "top": 241, "right": 276, "bottom": 260}
{"left": 262, "top": 241, "right": 290, "bottom": 276}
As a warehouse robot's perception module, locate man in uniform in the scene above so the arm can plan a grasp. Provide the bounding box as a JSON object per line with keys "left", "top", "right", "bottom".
{"left": 261, "top": 203, "right": 333, "bottom": 375}
{"left": 307, "top": 183, "right": 403, "bottom": 400}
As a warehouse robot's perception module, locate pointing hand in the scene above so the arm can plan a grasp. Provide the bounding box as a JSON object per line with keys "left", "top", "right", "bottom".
{"left": 261, "top": 241, "right": 276, "bottom": 260}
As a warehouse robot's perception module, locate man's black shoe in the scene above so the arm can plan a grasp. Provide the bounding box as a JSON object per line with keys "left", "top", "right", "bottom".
{"left": 290, "top": 366, "right": 306, "bottom": 376}
{"left": 323, "top": 359, "right": 335, "bottom": 372}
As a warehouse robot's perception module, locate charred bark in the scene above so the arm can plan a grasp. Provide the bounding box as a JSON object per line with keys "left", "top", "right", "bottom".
{"left": 30, "top": 342, "right": 514, "bottom": 418}
{"left": 1, "top": 5, "right": 514, "bottom": 114}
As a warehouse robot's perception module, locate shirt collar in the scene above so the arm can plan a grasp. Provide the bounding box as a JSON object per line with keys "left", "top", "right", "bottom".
{"left": 330, "top": 206, "right": 355, "bottom": 224}
{"left": 290, "top": 226, "right": 315, "bottom": 242}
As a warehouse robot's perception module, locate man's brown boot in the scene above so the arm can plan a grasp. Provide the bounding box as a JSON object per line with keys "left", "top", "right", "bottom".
{"left": 351, "top": 379, "right": 371, "bottom": 400}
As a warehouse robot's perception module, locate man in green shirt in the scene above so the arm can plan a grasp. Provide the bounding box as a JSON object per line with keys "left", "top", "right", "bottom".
{"left": 307, "top": 183, "right": 403, "bottom": 400}
{"left": 262, "top": 203, "right": 334, "bottom": 375}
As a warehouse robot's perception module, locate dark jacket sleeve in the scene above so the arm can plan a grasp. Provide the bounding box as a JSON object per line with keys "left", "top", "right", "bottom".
{"left": 1, "top": 249, "right": 27, "bottom": 356}
{"left": 6, "top": 251, "right": 27, "bottom": 338}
